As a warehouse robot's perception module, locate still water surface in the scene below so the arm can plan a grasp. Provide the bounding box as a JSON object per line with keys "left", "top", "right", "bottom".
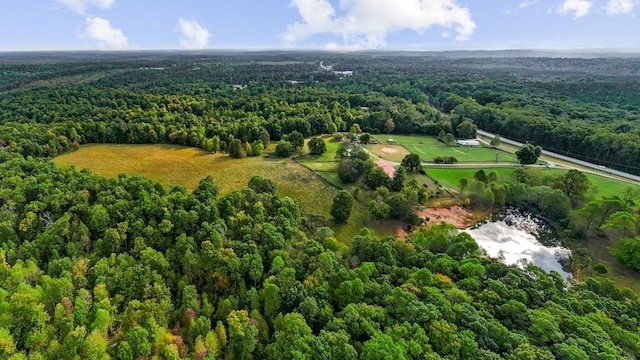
{"left": 465, "top": 208, "right": 572, "bottom": 279}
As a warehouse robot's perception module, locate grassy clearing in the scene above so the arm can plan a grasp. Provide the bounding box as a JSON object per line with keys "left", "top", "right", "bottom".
{"left": 584, "top": 173, "right": 639, "bottom": 199}
{"left": 407, "top": 173, "right": 440, "bottom": 194}
{"left": 374, "top": 134, "right": 518, "bottom": 163}
{"left": 54, "top": 143, "right": 374, "bottom": 240}
{"left": 426, "top": 166, "right": 638, "bottom": 199}
{"left": 299, "top": 136, "right": 340, "bottom": 163}
{"left": 581, "top": 236, "right": 640, "bottom": 294}
{"left": 426, "top": 168, "right": 521, "bottom": 190}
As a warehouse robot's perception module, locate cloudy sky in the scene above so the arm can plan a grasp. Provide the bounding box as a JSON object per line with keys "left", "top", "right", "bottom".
{"left": 0, "top": 0, "right": 638, "bottom": 51}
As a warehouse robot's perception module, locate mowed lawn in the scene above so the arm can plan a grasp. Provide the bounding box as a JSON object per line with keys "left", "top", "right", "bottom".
{"left": 426, "top": 167, "right": 639, "bottom": 199}
{"left": 298, "top": 137, "right": 340, "bottom": 171}
{"left": 374, "top": 134, "right": 518, "bottom": 163}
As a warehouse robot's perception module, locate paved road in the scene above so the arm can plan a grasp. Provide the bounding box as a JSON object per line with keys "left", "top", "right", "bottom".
{"left": 477, "top": 129, "right": 640, "bottom": 186}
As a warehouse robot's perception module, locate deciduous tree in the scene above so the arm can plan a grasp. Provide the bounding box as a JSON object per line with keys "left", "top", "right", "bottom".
{"left": 401, "top": 153, "right": 422, "bottom": 173}
{"left": 229, "top": 139, "right": 246, "bottom": 158}
{"left": 516, "top": 144, "right": 542, "bottom": 165}
{"left": 330, "top": 190, "right": 354, "bottom": 224}
{"left": 275, "top": 140, "right": 294, "bottom": 157}
{"left": 308, "top": 137, "right": 327, "bottom": 155}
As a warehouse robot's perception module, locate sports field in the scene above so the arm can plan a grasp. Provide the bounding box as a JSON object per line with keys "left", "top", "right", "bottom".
{"left": 374, "top": 134, "right": 518, "bottom": 163}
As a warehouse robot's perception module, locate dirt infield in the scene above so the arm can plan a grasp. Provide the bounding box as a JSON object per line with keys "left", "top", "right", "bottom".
{"left": 381, "top": 146, "right": 400, "bottom": 154}
{"left": 368, "top": 144, "right": 410, "bottom": 163}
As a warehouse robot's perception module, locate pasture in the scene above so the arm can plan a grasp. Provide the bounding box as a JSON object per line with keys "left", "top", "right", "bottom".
{"left": 374, "top": 134, "right": 518, "bottom": 163}
{"left": 54, "top": 144, "right": 371, "bottom": 240}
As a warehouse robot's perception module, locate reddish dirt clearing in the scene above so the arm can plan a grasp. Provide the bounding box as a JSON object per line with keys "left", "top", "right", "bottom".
{"left": 416, "top": 206, "right": 482, "bottom": 229}
{"left": 381, "top": 146, "right": 400, "bottom": 154}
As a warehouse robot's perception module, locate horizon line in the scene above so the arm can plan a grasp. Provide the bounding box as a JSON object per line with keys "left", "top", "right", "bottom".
{"left": 1, "top": 47, "right": 640, "bottom": 54}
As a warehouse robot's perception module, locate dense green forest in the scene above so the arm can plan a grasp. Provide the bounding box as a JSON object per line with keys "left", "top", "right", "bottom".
{"left": 1, "top": 52, "right": 640, "bottom": 359}
{"left": 2, "top": 52, "right": 640, "bottom": 173}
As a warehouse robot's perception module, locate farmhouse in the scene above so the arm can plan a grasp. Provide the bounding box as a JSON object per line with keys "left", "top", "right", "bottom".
{"left": 375, "top": 160, "right": 396, "bottom": 177}
{"left": 456, "top": 139, "right": 480, "bottom": 147}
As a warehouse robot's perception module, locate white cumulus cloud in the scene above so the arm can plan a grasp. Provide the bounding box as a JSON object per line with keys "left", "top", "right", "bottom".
{"left": 179, "top": 18, "right": 211, "bottom": 49}
{"left": 84, "top": 16, "right": 128, "bottom": 49}
{"left": 606, "top": 0, "right": 635, "bottom": 13}
{"left": 283, "top": 0, "right": 477, "bottom": 49}
{"left": 57, "top": 0, "right": 115, "bottom": 15}
{"left": 557, "top": 0, "right": 592, "bottom": 18}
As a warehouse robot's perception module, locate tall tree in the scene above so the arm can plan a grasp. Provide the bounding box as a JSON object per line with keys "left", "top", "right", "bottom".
{"left": 384, "top": 119, "right": 396, "bottom": 134}
{"left": 361, "top": 332, "right": 407, "bottom": 360}
{"left": 287, "top": 131, "right": 305, "bottom": 152}
{"left": 308, "top": 137, "right": 327, "bottom": 155}
{"left": 515, "top": 144, "right": 542, "bottom": 165}
{"left": 266, "top": 313, "right": 314, "bottom": 360}
{"left": 229, "top": 139, "right": 247, "bottom": 159}
{"left": 553, "top": 169, "right": 590, "bottom": 207}
{"left": 390, "top": 165, "right": 406, "bottom": 192}
{"left": 330, "top": 190, "right": 354, "bottom": 224}
{"left": 366, "top": 167, "right": 391, "bottom": 190}
{"left": 456, "top": 119, "right": 477, "bottom": 139}
{"left": 401, "top": 153, "right": 422, "bottom": 173}
{"left": 227, "top": 310, "right": 258, "bottom": 360}
{"left": 275, "top": 140, "right": 294, "bottom": 157}
{"left": 490, "top": 134, "right": 501, "bottom": 147}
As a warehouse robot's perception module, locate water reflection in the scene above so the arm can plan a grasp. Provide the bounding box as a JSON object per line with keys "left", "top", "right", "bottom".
{"left": 465, "top": 208, "right": 572, "bottom": 279}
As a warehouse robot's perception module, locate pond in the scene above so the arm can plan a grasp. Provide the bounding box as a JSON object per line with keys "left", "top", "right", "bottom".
{"left": 464, "top": 208, "right": 573, "bottom": 279}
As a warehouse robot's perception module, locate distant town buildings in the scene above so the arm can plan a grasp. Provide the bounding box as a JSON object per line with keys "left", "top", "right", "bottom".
{"left": 319, "top": 61, "right": 354, "bottom": 78}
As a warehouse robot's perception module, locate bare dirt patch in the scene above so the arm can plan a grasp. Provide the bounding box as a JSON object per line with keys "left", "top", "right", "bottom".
{"left": 371, "top": 218, "right": 410, "bottom": 239}
{"left": 381, "top": 146, "right": 400, "bottom": 154}
{"left": 368, "top": 144, "right": 411, "bottom": 163}
{"left": 416, "top": 206, "right": 482, "bottom": 229}
{"left": 374, "top": 206, "right": 484, "bottom": 239}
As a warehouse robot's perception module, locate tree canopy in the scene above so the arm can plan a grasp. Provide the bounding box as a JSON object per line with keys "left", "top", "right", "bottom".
{"left": 0, "top": 52, "right": 639, "bottom": 360}
{"left": 516, "top": 144, "right": 542, "bottom": 165}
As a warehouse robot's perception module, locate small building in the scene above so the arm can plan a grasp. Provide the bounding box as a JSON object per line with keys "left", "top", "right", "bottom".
{"left": 334, "top": 71, "right": 354, "bottom": 78}
{"left": 376, "top": 161, "right": 396, "bottom": 177}
{"left": 456, "top": 139, "right": 480, "bottom": 147}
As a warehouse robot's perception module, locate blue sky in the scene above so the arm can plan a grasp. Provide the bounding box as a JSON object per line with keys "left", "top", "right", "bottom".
{"left": 0, "top": 0, "right": 638, "bottom": 51}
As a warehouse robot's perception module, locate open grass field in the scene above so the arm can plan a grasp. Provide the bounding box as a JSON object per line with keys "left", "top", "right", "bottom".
{"left": 426, "top": 167, "right": 639, "bottom": 200}
{"left": 298, "top": 137, "right": 340, "bottom": 171}
{"left": 374, "top": 134, "right": 518, "bottom": 163}
{"left": 426, "top": 168, "right": 523, "bottom": 190}
{"left": 584, "top": 173, "right": 639, "bottom": 199}
{"left": 300, "top": 136, "right": 341, "bottom": 163}
{"left": 54, "top": 143, "right": 372, "bottom": 240}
